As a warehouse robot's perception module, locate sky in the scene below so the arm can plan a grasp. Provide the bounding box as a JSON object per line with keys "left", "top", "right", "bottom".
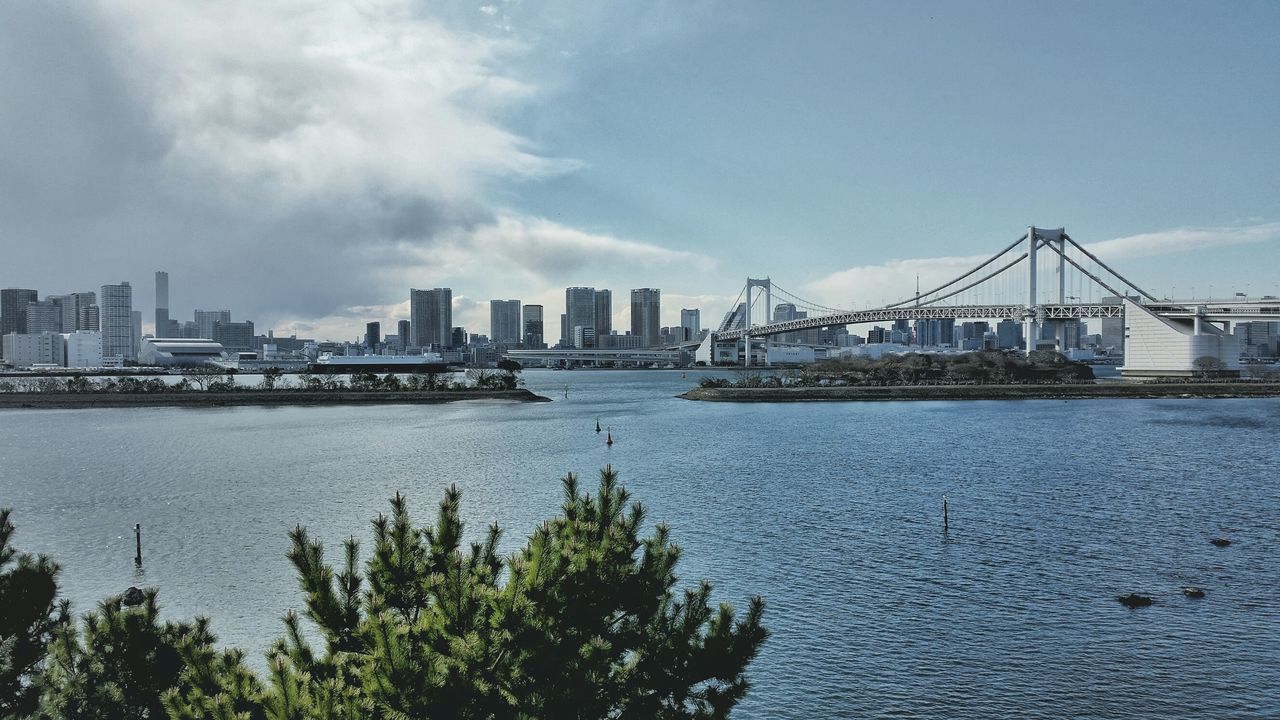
{"left": 2, "top": 1, "right": 1278, "bottom": 341}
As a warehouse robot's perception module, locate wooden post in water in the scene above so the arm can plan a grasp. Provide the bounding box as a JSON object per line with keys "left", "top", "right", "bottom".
{"left": 943, "top": 496, "right": 948, "bottom": 532}
{"left": 134, "top": 523, "right": 142, "bottom": 566}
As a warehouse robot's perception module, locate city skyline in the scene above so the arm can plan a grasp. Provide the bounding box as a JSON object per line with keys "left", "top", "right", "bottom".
{"left": 1, "top": 2, "right": 1278, "bottom": 341}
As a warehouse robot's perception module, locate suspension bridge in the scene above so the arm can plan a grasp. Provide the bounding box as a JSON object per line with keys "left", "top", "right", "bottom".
{"left": 704, "top": 226, "right": 1279, "bottom": 375}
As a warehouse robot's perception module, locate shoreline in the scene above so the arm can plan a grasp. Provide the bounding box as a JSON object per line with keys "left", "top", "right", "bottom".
{"left": 0, "top": 388, "right": 552, "bottom": 409}
{"left": 679, "top": 383, "right": 1280, "bottom": 402}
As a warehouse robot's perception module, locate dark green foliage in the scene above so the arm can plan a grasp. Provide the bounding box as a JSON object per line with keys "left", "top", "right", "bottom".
{"left": 0, "top": 509, "right": 70, "bottom": 718}
{"left": 715, "top": 350, "right": 1097, "bottom": 388}
{"left": 40, "top": 588, "right": 234, "bottom": 720}
{"left": 164, "top": 467, "right": 767, "bottom": 720}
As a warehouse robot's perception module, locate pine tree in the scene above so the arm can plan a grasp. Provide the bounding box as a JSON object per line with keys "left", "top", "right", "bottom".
{"left": 0, "top": 508, "right": 70, "bottom": 718}
{"left": 165, "top": 466, "right": 768, "bottom": 720}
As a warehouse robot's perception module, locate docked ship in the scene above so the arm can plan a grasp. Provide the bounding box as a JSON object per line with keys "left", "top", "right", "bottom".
{"left": 309, "top": 352, "right": 454, "bottom": 374}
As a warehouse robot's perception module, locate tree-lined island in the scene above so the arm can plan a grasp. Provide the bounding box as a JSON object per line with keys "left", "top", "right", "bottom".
{"left": 682, "top": 351, "right": 1280, "bottom": 402}
{"left": 0, "top": 363, "right": 551, "bottom": 408}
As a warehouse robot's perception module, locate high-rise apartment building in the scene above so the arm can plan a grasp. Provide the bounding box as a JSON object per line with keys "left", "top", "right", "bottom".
{"left": 680, "top": 309, "right": 701, "bottom": 342}
{"left": 523, "top": 304, "right": 545, "bottom": 349}
{"left": 410, "top": 288, "right": 452, "bottom": 348}
{"left": 79, "top": 305, "right": 100, "bottom": 332}
{"left": 489, "top": 300, "right": 522, "bottom": 345}
{"left": 194, "top": 310, "right": 231, "bottom": 341}
{"left": 594, "top": 290, "right": 612, "bottom": 338}
{"left": 565, "top": 287, "right": 597, "bottom": 348}
{"left": 1, "top": 289, "right": 39, "bottom": 354}
{"left": 214, "top": 321, "right": 255, "bottom": 352}
{"left": 155, "top": 271, "right": 179, "bottom": 337}
{"left": 131, "top": 310, "right": 143, "bottom": 355}
{"left": 99, "top": 282, "right": 134, "bottom": 360}
{"left": 396, "top": 319, "right": 411, "bottom": 351}
{"left": 630, "top": 288, "right": 661, "bottom": 348}
{"left": 365, "top": 321, "right": 381, "bottom": 349}
{"left": 50, "top": 292, "right": 97, "bottom": 331}
{"left": 25, "top": 300, "right": 60, "bottom": 334}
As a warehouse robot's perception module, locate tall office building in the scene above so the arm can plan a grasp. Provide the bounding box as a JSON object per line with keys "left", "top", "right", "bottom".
{"left": 565, "top": 287, "right": 597, "bottom": 348}
{"left": 489, "top": 300, "right": 522, "bottom": 345}
{"left": 25, "top": 300, "right": 60, "bottom": 334}
{"left": 131, "top": 310, "right": 143, "bottom": 355}
{"left": 155, "top": 271, "right": 179, "bottom": 337}
{"left": 194, "top": 310, "right": 231, "bottom": 340}
{"left": 1, "top": 290, "right": 39, "bottom": 352}
{"left": 99, "top": 282, "right": 134, "bottom": 360}
{"left": 50, "top": 292, "right": 96, "bottom": 331}
{"left": 79, "top": 305, "right": 100, "bottom": 332}
{"left": 523, "top": 304, "right": 545, "bottom": 349}
{"left": 680, "top": 309, "right": 701, "bottom": 342}
{"left": 594, "top": 290, "right": 612, "bottom": 338}
{"left": 365, "top": 321, "right": 381, "bottom": 349}
{"left": 630, "top": 288, "right": 661, "bottom": 348}
{"left": 396, "top": 319, "right": 411, "bottom": 351}
{"left": 410, "top": 287, "right": 452, "bottom": 348}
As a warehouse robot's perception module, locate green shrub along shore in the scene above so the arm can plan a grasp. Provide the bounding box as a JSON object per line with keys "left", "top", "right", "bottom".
{"left": 0, "top": 365, "right": 552, "bottom": 408}
{"left": 0, "top": 467, "right": 767, "bottom": 719}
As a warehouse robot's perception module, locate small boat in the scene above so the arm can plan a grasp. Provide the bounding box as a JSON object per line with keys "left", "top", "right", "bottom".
{"left": 606, "top": 427, "right": 613, "bottom": 447}
{"left": 595, "top": 417, "right": 601, "bottom": 433}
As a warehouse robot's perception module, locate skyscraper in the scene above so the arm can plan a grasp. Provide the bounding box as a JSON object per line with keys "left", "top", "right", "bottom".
{"left": 99, "top": 282, "right": 134, "bottom": 360}
{"left": 410, "top": 288, "right": 452, "bottom": 348}
{"left": 680, "top": 309, "right": 701, "bottom": 342}
{"left": 194, "top": 310, "right": 231, "bottom": 340}
{"left": 523, "top": 304, "right": 545, "bottom": 349}
{"left": 54, "top": 292, "right": 96, "bottom": 331}
{"left": 594, "top": 290, "right": 612, "bottom": 338}
{"left": 1, "top": 288, "right": 39, "bottom": 344}
{"left": 565, "top": 287, "right": 596, "bottom": 348}
{"left": 155, "top": 271, "right": 178, "bottom": 337}
{"left": 25, "top": 300, "right": 60, "bottom": 334}
{"left": 489, "top": 300, "right": 522, "bottom": 345}
{"left": 630, "top": 288, "right": 661, "bottom": 347}
{"left": 365, "top": 321, "right": 381, "bottom": 349}
{"left": 79, "top": 305, "right": 100, "bottom": 332}
{"left": 396, "top": 319, "right": 411, "bottom": 351}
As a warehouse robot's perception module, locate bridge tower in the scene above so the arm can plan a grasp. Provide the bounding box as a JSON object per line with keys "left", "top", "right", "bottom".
{"left": 744, "top": 277, "right": 771, "bottom": 366}
{"left": 1025, "top": 226, "right": 1067, "bottom": 356}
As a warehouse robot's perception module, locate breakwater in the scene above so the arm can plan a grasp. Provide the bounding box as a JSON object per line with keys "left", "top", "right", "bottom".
{"left": 680, "top": 382, "right": 1280, "bottom": 402}
{"left": 0, "top": 388, "right": 551, "bottom": 409}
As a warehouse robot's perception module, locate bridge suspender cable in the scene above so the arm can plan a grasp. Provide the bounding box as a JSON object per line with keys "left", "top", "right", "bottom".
{"left": 1040, "top": 242, "right": 1128, "bottom": 302}
{"left": 903, "top": 252, "right": 1028, "bottom": 308}
{"left": 1063, "top": 234, "right": 1160, "bottom": 303}
{"left": 882, "top": 232, "right": 1029, "bottom": 308}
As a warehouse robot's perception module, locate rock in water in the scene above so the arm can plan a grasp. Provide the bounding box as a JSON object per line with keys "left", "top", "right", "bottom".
{"left": 1210, "top": 538, "right": 1232, "bottom": 548}
{"left": 1182, "top": 587, "right": 1206, "bottom": 599}
{"left": 122, "top": 586, "right": 145, "bottom": 607}
{"left": 1117, "top": 593, "right": 1153, "bottom": 608}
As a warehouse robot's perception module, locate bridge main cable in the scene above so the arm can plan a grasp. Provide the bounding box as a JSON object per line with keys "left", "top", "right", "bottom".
{"left": 1063, "top": 234, "right": 1160, "bottom": 303}
{"left": 907, "top": 252, "right": 1028, "bottom": 308}
{"left": 883, "top": 232, "right": 1030, "bottom": 308}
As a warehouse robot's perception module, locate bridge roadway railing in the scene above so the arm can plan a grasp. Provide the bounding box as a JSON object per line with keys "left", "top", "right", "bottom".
{"left": 715, "top": 303, "right": 1125, "bottom": 341}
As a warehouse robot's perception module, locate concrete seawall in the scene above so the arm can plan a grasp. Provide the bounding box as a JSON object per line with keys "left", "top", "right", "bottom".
{"left": 0, "top": 389, "right": 552, "bottom": 409}
{"left": 680, "top": 383, "right": 1280, "bottom": 402}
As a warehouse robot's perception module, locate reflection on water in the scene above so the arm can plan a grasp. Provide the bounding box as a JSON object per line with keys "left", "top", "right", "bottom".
{"left": 2, "top": 370, "right": 1278, "bottom": 718}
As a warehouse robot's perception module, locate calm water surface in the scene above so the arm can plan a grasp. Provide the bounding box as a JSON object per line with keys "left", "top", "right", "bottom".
{"left": 2, "top": 370, "right": 1278, "bottom": 718}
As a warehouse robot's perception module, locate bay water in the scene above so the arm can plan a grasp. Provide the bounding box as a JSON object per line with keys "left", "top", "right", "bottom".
{"left": 2, "top": 369, "right": 1277, "bottom": 718}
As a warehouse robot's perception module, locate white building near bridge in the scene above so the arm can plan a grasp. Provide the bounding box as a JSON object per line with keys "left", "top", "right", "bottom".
{"left": 1121, "top": 300, "right": 1240, "bottom": 377}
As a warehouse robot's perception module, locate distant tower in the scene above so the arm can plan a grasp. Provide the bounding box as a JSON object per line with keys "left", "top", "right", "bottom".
{"left": 630, "top": 288, "right": 661, "bottom": 348}
{"left": 489, "top": 300, "right": 522, "bottom": 345}
{"left": 410, "top": 288, "right": 452, "bottom": 349}
{"left": 396, "top": 319, "right": 411, "bottom": 351}
{"left": 155, "top": 271, "right": 170, "bottom": 337}
{"left": 99, "top": 282, "right": 134, "bottom": 360}
{"left": 1, "top": 289, "right": 39, "bottom": 353}
{"left": 594, "top": 290, "right": 612, "bottom": 338}
{"left": 565, "top": 287, "right": 596, "bottom": 348}
{"left": 680, "top": 308, "right": 701, "bottom": 342}
{"left": 523, "top": 304, "right": 545, "bottom": 349}
{"left": 365, "top": 321, "right": 381, "bottom": 350}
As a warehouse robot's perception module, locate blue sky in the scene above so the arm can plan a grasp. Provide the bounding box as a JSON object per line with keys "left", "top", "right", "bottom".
{"left": 1, "top": 1, "right": 1277, "bottom": 338}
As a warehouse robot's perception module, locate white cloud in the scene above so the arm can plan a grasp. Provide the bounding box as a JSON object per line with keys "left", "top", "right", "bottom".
{"left": 1082, "top": 222, "right": 1280, "bottom": 260}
